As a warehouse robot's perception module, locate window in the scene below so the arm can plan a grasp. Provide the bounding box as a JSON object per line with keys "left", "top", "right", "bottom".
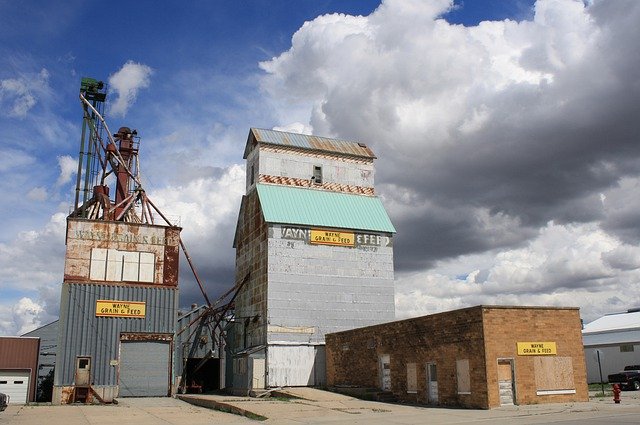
{"left": 456, "top": 359, "right": 471, "bottom": 394}
{"left": 90, "top": 248, "right": 155, "bottom": 283}
{"left": 620, "top": 344, "right": 635, "bottom": 353}
{"left": 407, "top": 363, "right": 418, "bottom": 393}
{"left": 313, "top": 165, "right": 322, "bottom": 184}
{"left": 534, "top": 356, "right": 576, "bottom": 395}
{"left": 250, "top": 164, "right": 255, "bottom": 186}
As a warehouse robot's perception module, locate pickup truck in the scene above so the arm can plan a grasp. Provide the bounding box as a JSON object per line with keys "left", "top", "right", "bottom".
{"left": 0, "top": 392, "right": 8, "bottom": 411}
{"left": 608, "top": 365, "right": 640, "bottom": 390}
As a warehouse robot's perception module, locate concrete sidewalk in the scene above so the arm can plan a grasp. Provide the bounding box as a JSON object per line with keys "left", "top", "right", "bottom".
{"left": 177, "top": 387, "right": 640, "bottom": 424}
{"left": 0, "top": 397, "right": 255, "bottom": 425}
{"left": 2, "top": 389, "right": 639, "bottom": 424}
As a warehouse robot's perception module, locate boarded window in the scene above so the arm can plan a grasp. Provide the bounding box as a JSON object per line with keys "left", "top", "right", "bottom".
{"left": 620, "top": 344, "right": 635, "bottom": 353}
{"left": 534, "top": 357, "right": 575, "bottom": 395}
{"left": 456, "top": 359, "right": 471, "bottom": 394}
{"left": 407, "top": 363, "right": 418, "bottom": 393}
{"left": 90, "top": 248, "right": 155, "bottom": 283}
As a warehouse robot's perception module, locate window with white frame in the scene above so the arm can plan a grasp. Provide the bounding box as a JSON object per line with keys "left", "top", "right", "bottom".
{"left": 90, "top": 248, "right": 155, "bottom": 283}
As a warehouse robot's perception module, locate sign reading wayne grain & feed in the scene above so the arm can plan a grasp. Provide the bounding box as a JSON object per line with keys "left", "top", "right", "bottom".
{"left": 310, "top": 229, "right": 355, "bottom": 247}
{"left": 517, "top": 341, "right": 557, "bottom": 356}
{"left": 96, "top": 300, "right": 146, "bottom": 318}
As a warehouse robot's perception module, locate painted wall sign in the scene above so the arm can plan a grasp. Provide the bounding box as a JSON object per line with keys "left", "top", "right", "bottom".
{"left": 310, "top": 229, "right": 355, "bottom": 247}
{"left": 280, "top": 226, "right": 392, "bottom": 248}
{"left": 74, "top": 230, "right": 170, "bottom": 245}
{"left": 96, "top": 300, "right": 146, "bottom": 318}
{"left": 517, "top": 342, "right": 557, "bottom": 356}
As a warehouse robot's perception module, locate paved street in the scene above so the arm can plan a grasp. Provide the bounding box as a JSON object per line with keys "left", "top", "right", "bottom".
{"left": 1, "top": 389, "right": 640, "bottom": 424}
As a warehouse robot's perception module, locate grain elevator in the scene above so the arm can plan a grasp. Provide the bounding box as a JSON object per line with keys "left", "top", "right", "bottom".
{"left": 228, "top": 128, "right": 396, "bottom": 393}
{"left": 53, "top": 79, "right": 181, "bottom": 403}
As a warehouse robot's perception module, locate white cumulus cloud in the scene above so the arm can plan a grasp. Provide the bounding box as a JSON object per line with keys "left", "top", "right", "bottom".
{"left": 56, "top": 154, "right": 77, "bottom": 187}
{"left": 0, "top": 68, "right": 49, "bottom": 118}
{"left": 108, "top": 61, "right": 153, "bottom": 117}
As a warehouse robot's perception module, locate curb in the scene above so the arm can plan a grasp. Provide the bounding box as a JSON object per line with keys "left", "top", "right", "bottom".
{"left": 177, "top": 395, "right": 268, "bottom": 421}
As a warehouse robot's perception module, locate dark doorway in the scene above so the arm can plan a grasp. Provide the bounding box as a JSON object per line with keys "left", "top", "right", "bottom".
{"left": 184, "top": 358, "right": 220, "bottom": 393}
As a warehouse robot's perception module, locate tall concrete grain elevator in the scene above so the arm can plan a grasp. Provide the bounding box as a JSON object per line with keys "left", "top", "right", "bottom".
{"left": 228, "top": 128, "right": 396, "bottom": 393}
{"left": 53, "top": 79, "right": 181, "bottom": 403}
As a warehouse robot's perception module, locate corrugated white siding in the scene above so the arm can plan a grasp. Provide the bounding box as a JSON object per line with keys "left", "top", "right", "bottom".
{"left": 584, "top": 344, "right": 640, "bottom": 383}
{"left": 268, "top": 346, "right": 317, "bottom": 387}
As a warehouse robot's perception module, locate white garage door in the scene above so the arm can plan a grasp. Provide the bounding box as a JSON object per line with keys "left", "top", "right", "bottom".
{"left": 119, "top": 341, "right": 171, "bottom": 397}
{"left": 0, "top": 370, "right": 30, "bottom": 404}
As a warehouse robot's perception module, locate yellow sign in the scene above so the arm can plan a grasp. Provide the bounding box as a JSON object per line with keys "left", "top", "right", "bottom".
{"left": 310, "top": 229, "right": 354, "bottom": 247}
{"left": 96, "top": 300, "right": 146, "bottom": 318}
{"left": 517, "top": 342, "right": 557, "bottom": 356}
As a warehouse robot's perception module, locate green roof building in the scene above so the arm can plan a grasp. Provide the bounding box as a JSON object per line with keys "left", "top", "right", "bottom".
{"left": 228, "top": 128, "right": 396, "bottom": 393}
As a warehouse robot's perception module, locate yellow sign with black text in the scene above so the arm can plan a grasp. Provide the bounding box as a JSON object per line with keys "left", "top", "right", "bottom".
{"left": 517, "top": 341, "right": 557, "bottom": 356}
{"left": 96, "top": 300, "right": 146, "bottom": 318}
{"left": 310, "top": 229, "right": 354, "bottom": 247}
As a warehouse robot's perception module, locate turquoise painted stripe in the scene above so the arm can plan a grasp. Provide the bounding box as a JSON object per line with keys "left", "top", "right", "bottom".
{"left": 256, "top": 184, "right": 396, "bottom": 233}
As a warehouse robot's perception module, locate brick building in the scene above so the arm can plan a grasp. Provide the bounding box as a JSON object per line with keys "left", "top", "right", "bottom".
{"left": 228, "top": 128, "right": 395, "bottom": 393}
{"left": 326, "top": 306, "right": 588, "bottom": 409}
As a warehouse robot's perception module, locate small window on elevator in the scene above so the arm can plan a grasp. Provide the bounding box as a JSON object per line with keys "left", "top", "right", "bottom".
{"left": 250, "top": 164, "right": 255, "bottom": 186}
{"left": 313, "top": 165, "right": 322, "bottom": 185}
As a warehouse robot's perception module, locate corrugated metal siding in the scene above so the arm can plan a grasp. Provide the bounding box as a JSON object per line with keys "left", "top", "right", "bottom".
{"left": 245, "top": 128, "right": 376, "bottom": 159}
{"left": 22, "top": 321, "right": 58, "bottom": 393}
{"left": 55, "top": 283, "right": 177, "bottom": 387}
{"left": 119, "top": 341, "right": 170, "bottom": 397}
{"left": 256, "top": 184, "right": 396, "bottom": 233}
{"left": 268, "top": 345, "right": 319, "bottom": 387}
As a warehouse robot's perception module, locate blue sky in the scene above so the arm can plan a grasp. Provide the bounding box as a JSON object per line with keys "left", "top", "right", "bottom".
{"left": 4, "top": 0, "right": 640, "bottom": 335}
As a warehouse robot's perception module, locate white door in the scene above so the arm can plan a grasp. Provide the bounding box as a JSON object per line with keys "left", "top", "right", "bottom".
{"left": 379, "top": 354, "right": 391, "bottom": 391}
{"left": 75, "top": 357, "right": 91, "bottom": 386}
{"left": 252, "top": 358, "right": 265, "bottom": 390}
{"left": 0, "top": 371, "right": 30, "bottom": 404}
{"left": 426, "top": 362, "right": 438, "bottom": 404}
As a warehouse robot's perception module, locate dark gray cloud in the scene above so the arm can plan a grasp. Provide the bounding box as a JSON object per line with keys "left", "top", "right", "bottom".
{"left": 259, "top": 0, "right": 640, "bottom": 320}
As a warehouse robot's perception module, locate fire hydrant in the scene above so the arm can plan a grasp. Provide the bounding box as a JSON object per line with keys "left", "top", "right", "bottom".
{"left": 612, "top": 383, "right": 621, "bottom": 404}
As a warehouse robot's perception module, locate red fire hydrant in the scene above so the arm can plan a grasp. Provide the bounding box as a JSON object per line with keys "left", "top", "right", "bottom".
{"left": 612, "top": 383, "right": 621, "bottom": 404}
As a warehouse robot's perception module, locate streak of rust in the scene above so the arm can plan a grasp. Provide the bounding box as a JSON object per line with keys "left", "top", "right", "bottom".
{"left": 120, "top": 332, "right": 173, "bottom": 341}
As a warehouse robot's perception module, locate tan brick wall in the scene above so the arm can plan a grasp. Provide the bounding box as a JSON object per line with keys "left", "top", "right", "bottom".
{"left": 327, "top": 307, "right": 489, "bottom": 408}
{"left": 482, "top": 307, "right": 588, "bottom": 408}
{"left": 327, "top": 306, "right": 588, "bottom": 409}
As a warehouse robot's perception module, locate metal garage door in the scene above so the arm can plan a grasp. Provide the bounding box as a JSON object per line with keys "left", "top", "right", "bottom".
{"left": 119, "top": 341, "right": 170, "bottom": 397}
{"left": 0, "top": 371, "right": 30, "bottom": 404}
